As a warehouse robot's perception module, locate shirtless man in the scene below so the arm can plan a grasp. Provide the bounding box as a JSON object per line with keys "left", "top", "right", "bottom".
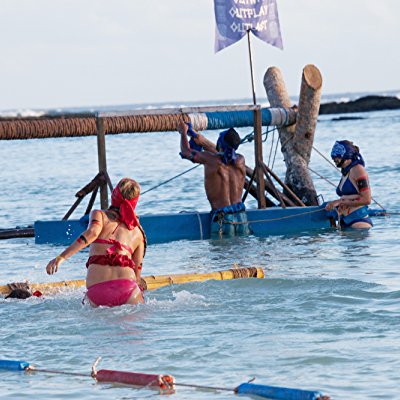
{"left": 177, "top": 121, "right": 250, "bottom": 238}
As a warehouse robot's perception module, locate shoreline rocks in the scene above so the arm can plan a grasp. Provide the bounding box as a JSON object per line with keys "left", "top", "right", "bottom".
{"left": 319, "top": 95, "right": 400, "bottom": 115}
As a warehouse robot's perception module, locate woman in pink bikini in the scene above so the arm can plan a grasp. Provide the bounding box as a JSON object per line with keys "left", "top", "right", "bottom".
{"left": 46, "top": 178, "right": 146, "bottom": 307}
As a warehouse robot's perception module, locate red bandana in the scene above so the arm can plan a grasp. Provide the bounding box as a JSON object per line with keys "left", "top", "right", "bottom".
{"left": 111, "top": 185, "right": 139, "bottom": 230}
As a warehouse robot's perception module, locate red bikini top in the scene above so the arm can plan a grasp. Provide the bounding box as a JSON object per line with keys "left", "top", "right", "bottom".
{"left": 93, "top": 238, "right": 133, "bottom": 255}
{"left": 93, "top": 220, "right": 134, "bottom": 255}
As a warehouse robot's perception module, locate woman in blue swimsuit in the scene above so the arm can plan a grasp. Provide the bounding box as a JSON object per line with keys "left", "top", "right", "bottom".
{"left": 325, "top": 140, "right": 373, "bottom": 229}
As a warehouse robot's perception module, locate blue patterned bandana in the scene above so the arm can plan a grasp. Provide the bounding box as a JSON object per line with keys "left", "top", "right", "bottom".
{"left": 331, "top": 140, "right": 365, "bottom": 175}
{"left": 216, "top": 129, "right": 239, "bottom": 165}
{"left": 331, "top": 140, "right": 359, "bottom": 160}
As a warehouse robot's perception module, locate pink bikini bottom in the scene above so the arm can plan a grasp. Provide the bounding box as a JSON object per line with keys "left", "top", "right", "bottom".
{"left": 86, "top": 279, "right": 140, "bottom": 307}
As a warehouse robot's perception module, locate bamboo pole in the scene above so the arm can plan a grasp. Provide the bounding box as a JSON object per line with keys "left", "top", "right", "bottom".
{"left": 0, "top": 267, "right": 264, "bottom": 297}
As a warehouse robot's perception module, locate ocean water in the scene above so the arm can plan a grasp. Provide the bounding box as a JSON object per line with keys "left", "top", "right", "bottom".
{"left": 0, "top": 98, "right": 399, "bottom": 399}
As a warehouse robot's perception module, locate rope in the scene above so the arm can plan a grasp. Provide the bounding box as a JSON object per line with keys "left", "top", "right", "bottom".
{"left": 141, "top": 164, "right": 200, "bottom": 195}
{"left": 0, "top": 114, "right": 192, "bottom": 140}
{"left": 174, "top": 382, "right": 233, "bottom": 392}
{"left": 25, "top": 358, "right": 233, "bottom": 393}
{"left": 229, "top": 267, "right": 257, "bottom": 279}
{"left": 195, "top": 212, "right": 203, "bottom": 240}
{"left": 268, "top": 127, "right": 280, "bottom": 170}
{"left": 308, "top": 166, "right": 337, "bottom": 188}
{"left": 222, "top": 207, "right": 324, "bottom": 225}
{"left": 26, "top": 366, "right": 89, "bottom": 378}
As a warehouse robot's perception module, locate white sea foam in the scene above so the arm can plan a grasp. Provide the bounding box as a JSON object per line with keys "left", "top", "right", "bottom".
{"left": 0, "top": 109, "right": 46, "bottom": 118}
{"left": 145, "top": 289, "right": 209, "bottom": 309}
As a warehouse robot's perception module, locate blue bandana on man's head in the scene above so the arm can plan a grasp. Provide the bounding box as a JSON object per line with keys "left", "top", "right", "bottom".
{"left": 217, "top": 129, "right": 240, "bottom": 165}
{"left": 331, "top": 140, "right": 365, "bottom": 175}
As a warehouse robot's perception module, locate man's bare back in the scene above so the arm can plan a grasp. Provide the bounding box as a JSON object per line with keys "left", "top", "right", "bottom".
{"left": 203, "top": 154, "right": 246, "bottom": 210}
{"left": 178, "top": 121, "right": 250, "bottom": 238}
{"left": 177, "top": 121, "right": 246, "bottom": 209}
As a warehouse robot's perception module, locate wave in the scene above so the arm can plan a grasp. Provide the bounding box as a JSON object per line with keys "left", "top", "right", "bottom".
{"left": 1, "top": 89, "right": 399, "bottom": 118}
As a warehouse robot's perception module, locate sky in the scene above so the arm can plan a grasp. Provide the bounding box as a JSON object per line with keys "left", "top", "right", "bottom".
{"left": 1, "top": 0, "right": 399, "bottom": 111}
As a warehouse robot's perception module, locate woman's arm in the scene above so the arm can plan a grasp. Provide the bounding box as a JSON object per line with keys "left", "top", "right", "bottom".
{"left": 341, "top": 165, "right": 371, "bottom": 207}
{"left": 132, "top": 240, "right": 145, "bottom": 282}
{"left": 46, "top": 210, "right": 103, "bottom": 275}
{"left": 325, "top": 165, "right": 371, "bottom": 211}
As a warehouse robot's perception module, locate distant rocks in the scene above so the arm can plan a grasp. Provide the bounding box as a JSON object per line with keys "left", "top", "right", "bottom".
{"left": 330, "top": 116, "right": 365, "bottom": 121}
{"left": 319, "top": 95, "right": 400, "bottom": 115}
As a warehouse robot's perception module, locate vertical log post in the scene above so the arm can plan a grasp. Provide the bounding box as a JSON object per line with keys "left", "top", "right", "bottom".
{"left": 96, "top": 116, "right": 109, "bottom": 209}
{"left": 253, "top": 108, "right": 266, "bottom": 208}
{"left": 295, "top": 64, "right": 323, "bottom": 164}
{"left": 264, "top": 66, "right": 320, "bottom": 206}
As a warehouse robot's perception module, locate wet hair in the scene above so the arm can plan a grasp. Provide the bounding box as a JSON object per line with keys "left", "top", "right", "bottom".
{"left": 340, "top": 140, "right": 360, "bottom": 154}
{"left": 224, "top": 128, "right": 241, "bottom": 149}
{"left": 5, "top": 288, "right": 32, "bottom": 299}
{"left": 118, "top": 178, "right": 141, "bottom": 200}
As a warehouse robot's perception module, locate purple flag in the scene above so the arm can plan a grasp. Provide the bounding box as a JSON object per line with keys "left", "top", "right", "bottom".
{"left": 214, "top": 0, "right": 283, "bottom": 53}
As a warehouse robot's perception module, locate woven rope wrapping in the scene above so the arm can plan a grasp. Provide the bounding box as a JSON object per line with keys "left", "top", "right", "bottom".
{"left": 187, "top": 113, "right": 208, "bottom": 131}
{"left": 103, "top": 114, "right": 189, "bottom": 134}
{"left": 229, "top": 267, "right": 258, "bottom": 279}
{"left": 0, "top": 113, "right": 192, "bottom": 140}
{"left": 0, "top": 118, "right": 97, "bottom": 140}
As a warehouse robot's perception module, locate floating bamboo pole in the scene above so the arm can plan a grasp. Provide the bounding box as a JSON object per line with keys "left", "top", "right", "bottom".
{"left": 0, "top": 267, "right": 264, "bottom": 297}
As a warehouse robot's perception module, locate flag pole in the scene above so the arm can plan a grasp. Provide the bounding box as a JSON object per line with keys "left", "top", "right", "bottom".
{"left": 246, "top": 30, "right": 257, "bottom": 105}
{"left": 246, "top": 29, "right": 266, "bottom": 208}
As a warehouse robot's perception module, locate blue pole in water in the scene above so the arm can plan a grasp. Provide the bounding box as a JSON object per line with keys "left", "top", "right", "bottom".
{"left": 0, "top": 360, "right": 30, "bottom": 371}
{"left": 235, "top": 383, "right": 326, "bottom": 400}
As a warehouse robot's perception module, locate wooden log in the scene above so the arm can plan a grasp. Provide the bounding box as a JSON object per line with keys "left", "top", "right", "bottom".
{"left": 246, "top": 166, "right": 294, "bottom": 207}
{"left": 263, "top": 66, "right": 319, "bottom": 206}
{"left": 84, "top": 186, "right": 99, "bottom": 216}
{"left": 62, "top": 197, "right": 84, "bottom": 221}
{"left": 261, "top": 164, "right": 286, "bottom": 208}
{"left": 0, "top": 228, "right": 34, "bottom": 240}
{"left": 243, "top": 178, "right": 276, "bottom": 207}
{"left": 262, "top": 163, "right": 305, "bottom": 207}
{"left": 253, "top": 109, "right": 266, "bottom": 209}
{"left": 295, "top": 64, "right": 322, "bottom": 164}
{"left": 0, "top": 267, "right": 264, "bottom": 297}
{"left": 96, "top": 117, "right": 109, "bottom": 209}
